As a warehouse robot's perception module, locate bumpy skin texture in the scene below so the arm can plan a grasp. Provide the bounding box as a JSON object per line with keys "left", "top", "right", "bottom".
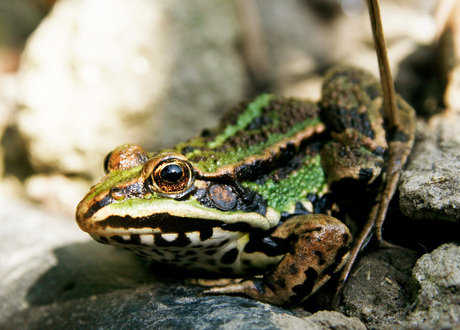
{"left": 320, "top": 67, "right": 388, "bottom": 185}
{"left": 174, "top": 94, "right": 325, "bottom": 179}
{"left": 76, "top": 66, "right": 415, "bottom": 306}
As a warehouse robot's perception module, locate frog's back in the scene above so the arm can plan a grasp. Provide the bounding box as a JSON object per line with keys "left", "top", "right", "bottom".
{"left": 174, "top": 94, "right": 326, "bottom": 179}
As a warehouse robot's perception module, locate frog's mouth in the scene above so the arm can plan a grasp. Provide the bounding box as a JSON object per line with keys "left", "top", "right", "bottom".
{"left": 77, "top": 198, "right": 280, "bottom": 237}
{"left": 86, "top": 213, "right": 267, "bottom": 251}
{"left": 97, "top": 213, "right": 226, "bottom": 234}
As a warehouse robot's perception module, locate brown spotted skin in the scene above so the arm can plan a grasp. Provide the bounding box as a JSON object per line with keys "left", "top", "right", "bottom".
{"left": 202, "top": 214, "right": 351, "bottom": 306}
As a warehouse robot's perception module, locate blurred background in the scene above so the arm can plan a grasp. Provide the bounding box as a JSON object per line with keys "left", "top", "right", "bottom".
{"left": 0, "top": 0, "right": 450, "bottom": 219}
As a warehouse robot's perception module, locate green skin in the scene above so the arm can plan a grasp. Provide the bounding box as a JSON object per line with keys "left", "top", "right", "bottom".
{"left": 76, "top": 66, "right": 416, "bottom": 306}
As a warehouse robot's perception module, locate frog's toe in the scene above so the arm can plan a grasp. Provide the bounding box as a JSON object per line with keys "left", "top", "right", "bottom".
{"left": 200, "top": 279, "right": 287, "bottom": 306}
{"left": 189, "top": 277, "right": 243, "bottom": 287}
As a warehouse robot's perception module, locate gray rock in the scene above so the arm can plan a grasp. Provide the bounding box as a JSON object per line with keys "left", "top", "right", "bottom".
{"left": 341, "top": 246, "right": 419, "bottom": 329}
{"left": 407, "top": 243, "right": 460, "bottom": 329}
{"left": 0, "top": 197, "right": 89, "bottom": 322}
{"left": 399, "top": 116, "right": 460, "bottom": 222}
{"left": 302, "top": 311, "right": 366, "bottom": 330}
{"left": 340, "top": 242, "right": 460, "bottom": 329}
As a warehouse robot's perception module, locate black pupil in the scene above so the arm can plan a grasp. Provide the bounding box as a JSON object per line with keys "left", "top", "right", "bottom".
{"left": 160, "top": 164, "right": 184, "bottom": 182}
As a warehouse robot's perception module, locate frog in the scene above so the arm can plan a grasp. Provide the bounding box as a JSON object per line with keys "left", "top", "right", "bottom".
{"left": 76, "top": 66, "right": 415, "bottom": 306}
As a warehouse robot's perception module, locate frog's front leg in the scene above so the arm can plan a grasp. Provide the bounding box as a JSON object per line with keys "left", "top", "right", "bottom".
{"left": 202, "top": 214, "right": 352, "bottom": 306}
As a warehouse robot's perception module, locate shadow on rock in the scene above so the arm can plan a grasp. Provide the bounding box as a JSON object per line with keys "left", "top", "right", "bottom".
{"left": 25, "top": 240, "right": 178, "bottom": 306}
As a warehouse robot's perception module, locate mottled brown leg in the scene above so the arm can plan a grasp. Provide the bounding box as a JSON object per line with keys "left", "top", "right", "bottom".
{"left": 375, "top": 140, "right": 413, "bottom": 242}
{"left": 201, "top": 214, "right": 352, "bottom": 306}
{"left": 333, "top": 105, "right": 416, "bottom": 307}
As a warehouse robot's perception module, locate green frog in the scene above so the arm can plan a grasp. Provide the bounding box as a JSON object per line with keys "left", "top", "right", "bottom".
{"left": 76, "top": 66, "right": 415, "bottom": 306}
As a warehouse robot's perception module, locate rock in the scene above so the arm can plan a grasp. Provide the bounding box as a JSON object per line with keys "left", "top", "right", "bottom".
{"left": 398, "top": 0, "right": 460, "bottom": 224}
{"left": 16, "top": 0, "right": 245, "bottom": 179}
{"left": 0, "top": 197, "right": 366, "bottom": 329}
{"left": 0, "top": 197, "right": 88, "bottom": 322}
{"left": 341, "top": 246, "right": 419, "bottom": 329}
{"left": 24, "top": 173, "right": 90, "bottom": 216}
{"left": 407, "top": 243, "right": 460, "bottom": 328}
{"left": 399, "top": 115, "right": 460, "bottom": 222}
{"left": 340, "top": 242, "right": 460, "bottom": 329}
{"left": 303, "top": 310, "right": 366, "bottom": 329}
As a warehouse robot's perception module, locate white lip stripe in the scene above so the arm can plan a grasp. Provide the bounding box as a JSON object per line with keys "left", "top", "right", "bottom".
{"left": 140, "top": 235, "right": 154, "bottom": 245}
{"left": 161, "top": 233, "right": 179, "bottom": 242}
{"left": 185, "top": 232, "right": 200, "bottom": 243}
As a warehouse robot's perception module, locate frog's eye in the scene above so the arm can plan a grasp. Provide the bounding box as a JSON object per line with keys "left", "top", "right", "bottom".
{"left": 104, "top": 144, "right": 148, "bottom": 174}
{"left": 150, "top": 158, "right": 194, "bottom": 195}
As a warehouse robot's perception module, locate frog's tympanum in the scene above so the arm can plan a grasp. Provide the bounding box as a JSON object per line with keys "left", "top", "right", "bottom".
{"left": 76, "top": 67, "right": 415, "bottom": 306}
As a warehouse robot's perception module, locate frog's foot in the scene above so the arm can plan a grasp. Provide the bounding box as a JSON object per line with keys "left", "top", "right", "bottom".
{"left": 202, "top": 214, "right": 352, "bottom": 306}
{"left": 374, "top": 132, "right": 415, "bottom": 242}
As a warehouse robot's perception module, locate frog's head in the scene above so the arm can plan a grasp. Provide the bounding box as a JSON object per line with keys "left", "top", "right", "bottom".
{"left": 76, "top": 144, "right": 279, "bottom": 243}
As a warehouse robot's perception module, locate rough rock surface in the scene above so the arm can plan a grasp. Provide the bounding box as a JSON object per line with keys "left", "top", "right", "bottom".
{"left": 407, "top": 243, "right": 460, "bottom": 328}
{"left": 340, "top": 242, "right": 460, "bottom": 329}
{"left": 341, "top": 246, "right": 419, "bottom": 329}
{"left": 399, "top": 115, "right": 460, "bottom": 223}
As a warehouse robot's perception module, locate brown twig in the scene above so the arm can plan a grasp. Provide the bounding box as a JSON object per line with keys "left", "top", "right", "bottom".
{"left": 366, "top": 0, "right": 400, "bottom": 128}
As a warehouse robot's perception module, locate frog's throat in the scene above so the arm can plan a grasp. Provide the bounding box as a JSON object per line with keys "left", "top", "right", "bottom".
{"left": 79, "top": 199, "right": 280, "bottom": 237}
